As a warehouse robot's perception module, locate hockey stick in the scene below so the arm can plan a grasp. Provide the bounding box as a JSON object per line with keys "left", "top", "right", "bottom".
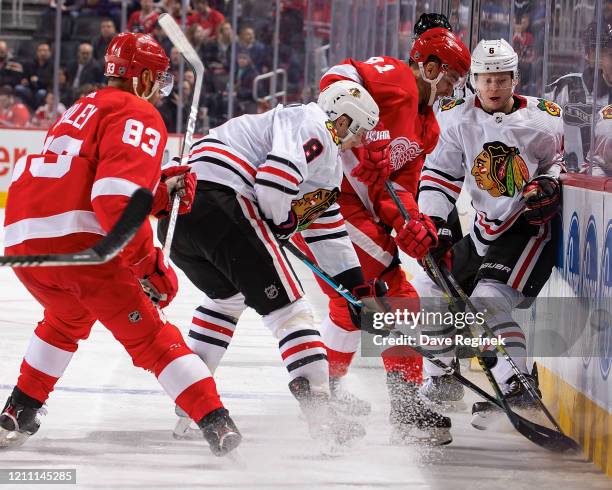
{"left": 158, "top": 13, "right": 205, "bottom": 266}
{"left": 285, "top": 240, "right": 577, "bottom": 452}
{"left": 0, "top": 188, "right": 153, "bottom": 267}
{"left": 384, "top": 181, "right": 578, "bottom": 451}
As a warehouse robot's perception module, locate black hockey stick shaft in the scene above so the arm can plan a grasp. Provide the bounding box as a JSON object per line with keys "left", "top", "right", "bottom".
{"left": 0, "top": 188, "right": 153, "bottom": 267}
{"left": 286, "top": 240, "right": 577, "bottom": 451}
{"left": 384, "top": 180, "right": 577, "bottom": 448}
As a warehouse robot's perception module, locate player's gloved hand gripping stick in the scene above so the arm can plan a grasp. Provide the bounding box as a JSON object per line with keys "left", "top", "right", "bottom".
{"left": 384, "top": 180, "right": 578, "bottom": 453}
{"left": 157, "top": 13, "right": 205, "bottom": 267}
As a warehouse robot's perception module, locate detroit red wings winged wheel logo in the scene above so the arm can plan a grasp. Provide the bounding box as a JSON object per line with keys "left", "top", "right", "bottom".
{"left": 389, "top": 137, "right": 424, "bottom": 171}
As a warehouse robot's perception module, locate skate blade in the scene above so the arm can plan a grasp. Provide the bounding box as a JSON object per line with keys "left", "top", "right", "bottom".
{"left": 390, "top": 427, "right": 453, "bottom": 446}
{"left": 0, "top": 428, "right": 31, "bottom": 449}
{"left": 173, "top": 417, "right": 202, "bottom": 440}
{"left": 210, "top": 431, "right": 242, "bottom": 457}
{"left": 471, "top": 408, "right": 501, "bottom": 430}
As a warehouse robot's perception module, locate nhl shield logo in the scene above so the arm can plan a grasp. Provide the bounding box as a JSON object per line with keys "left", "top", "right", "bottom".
{"left": 128, "top": 310, "right": 142, "bottom": 323}
{"left": 265, "top": 284, "right": 279, "bottom": 299}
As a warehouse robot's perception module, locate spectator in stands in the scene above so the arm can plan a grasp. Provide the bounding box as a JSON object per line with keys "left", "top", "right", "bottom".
{"left": 48, "top": 0, "right": 82, "bottom": 17}
{"left": 57, "top": 67, "right": 75, "bottom": 108}
{"left": 33, "top": 92, "right": 66, "bottom": 128}
{"left": 192, "top": 0, "right": 224, "bottom": 41}
{"left": 237, "top": 25, "right": 269, "bottom": 73}
{"left": 202, "top": 20, "right": 232, "bottom": 70}
{"left": 158, "top": 79, "right": 194, "bottom": 132}
{"left": 92, "top": 18, "right": 117, "bottom": 61}
{"left": 165, "top": 0, "right": 197, "bottom": 26}
{"left": 20, "top": 42, "right": 53, "bottom": 109}
{"left": 235, "top": 51, "right": 258, "bottom": 114}
{"left": 68, "top": 43, "right": 104, "bottom": 89}
{"left": 186, "top": 24, "right": 209, "bottom": 59}
{"left": 128, "top": 0, "right": 160, "bottom": 34}
{"left": 0, "top": 85, "right": 30, "bottom": 128}
{"left": 512, "top": 12, "right": 536, "bottom": 94}
{"left": 0, "top": 41, "right": 24, "bottom": 88}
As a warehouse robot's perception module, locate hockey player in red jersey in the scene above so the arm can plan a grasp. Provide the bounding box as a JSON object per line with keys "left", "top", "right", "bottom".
{"left": 0, "top": 32, "right": 241, "bottom": 457}
{"left": 296, "top": 27, "right": 471, "bottom": 444}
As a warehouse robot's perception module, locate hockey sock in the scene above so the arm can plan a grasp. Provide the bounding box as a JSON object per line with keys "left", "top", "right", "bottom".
{"left": 319, "top": 315, "right": 360, "bottom": 378}
{"left": 186, "top": 293, "right": 245, "bottom": 373}
{"left": 382, "top": 347, "right": 423, "bottom": 383}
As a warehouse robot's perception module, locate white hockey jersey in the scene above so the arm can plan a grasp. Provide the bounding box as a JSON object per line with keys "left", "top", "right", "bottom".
{"left": 188, "top": 102, "right": 360, "bottom": 277}
{"left": 586, "top": 104, "right": 612, "bottom": 176}
{"left": 418, "top": 94, "right": 564, "bottom": 256}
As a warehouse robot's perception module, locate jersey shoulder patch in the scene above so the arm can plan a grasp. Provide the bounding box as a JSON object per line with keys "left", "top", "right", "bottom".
{"left": 439, "top": 97, "right": 465, "bottom": 111}
{"left": 536, "top": 98, "right": 562, "bottom": 117}
{"left": 602, "top": 104, "right": 612, "bottom": 120}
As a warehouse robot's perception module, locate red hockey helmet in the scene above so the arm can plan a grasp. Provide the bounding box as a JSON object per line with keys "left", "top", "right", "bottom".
{"left": 105, "top": 32, "right": 173, "bottom": 98}
{"left": 410, "top": 27, "right": 471, "bottom": 77}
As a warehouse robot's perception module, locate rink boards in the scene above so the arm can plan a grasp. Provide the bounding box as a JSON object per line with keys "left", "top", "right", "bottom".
{"left": 0, "top": 129, "right": 610, "bottom": 477}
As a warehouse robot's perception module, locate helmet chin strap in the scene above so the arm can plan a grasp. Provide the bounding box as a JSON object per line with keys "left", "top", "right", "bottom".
{"left": 132, "top": 77, "right": 160, "bottom": 100}
{"left": 418, "top": 62, "right": 444, "bottom": 106}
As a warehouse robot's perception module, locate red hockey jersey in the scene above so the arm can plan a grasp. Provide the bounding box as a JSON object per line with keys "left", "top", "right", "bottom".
{"left": 320, "top": 56, "right": 440, "bottom": 224}
{"left": 4, "top": 87, "right": 167, "bottom": 265}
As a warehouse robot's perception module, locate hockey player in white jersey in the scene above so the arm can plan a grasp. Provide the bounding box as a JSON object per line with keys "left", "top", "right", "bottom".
{"left": 584, "top": 104, "right": 612, "bottom": 175}
{"left": 158, "top": 80, "right": 381, "bottom": 445}
{"left": 414, "top": 39, "right": 564, "bottom": 427}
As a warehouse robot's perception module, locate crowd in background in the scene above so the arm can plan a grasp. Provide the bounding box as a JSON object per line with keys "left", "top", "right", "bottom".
{"left": 0, "top": 0, "right": 309, "bottom": 131}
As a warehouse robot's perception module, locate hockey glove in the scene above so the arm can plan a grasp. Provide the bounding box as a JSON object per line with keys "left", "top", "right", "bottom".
{"left": 267, "top": 210, "right": 298, "bottom": 242}
{"left": 392, "top": 212, "right": 438, "bottom": 259}
{"left": 152, "top": 165, "right": 197, "bottom": 218}
{"left": 347, "top": 279, "right": 391, "bottom": 336}
{"left": 419, "top": 218, "right": 454, "bottom": 279}
{"left": 522, "top": 176, "right": 561, "bottom": 225}
{"left": 131, "top": 247, "right": 179, "bottom": 308}
{"left": 352, "top": 126, "right": 392, "bottom": 187}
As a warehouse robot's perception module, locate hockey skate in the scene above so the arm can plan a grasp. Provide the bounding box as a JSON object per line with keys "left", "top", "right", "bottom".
{"left": 0, "top": 389, "right": 45, "bottom": 449}
{"left": 289, "top": 377, "right": 366, "bottom": 447}
{"left": 329, "top": 377, "right": 371, "bottom": 417}
{"left": 198, "top": 408, "right": 242, "bottom": 457}
{"left": 420, "top": 360, "right": 465, "bottom": 408}
{"left": 471, "top": 372, "right": 541, "bottom": 430}
{"left": 173, "top": 405, "right": 203, "bottom": 440}
{"left": 387, "top": 372, "right": 452, "bottom": 446}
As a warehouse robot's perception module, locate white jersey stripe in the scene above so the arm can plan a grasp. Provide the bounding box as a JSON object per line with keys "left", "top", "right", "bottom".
{"left": 91, "top": 177, "right": 140, "bottom": 201}
{"left": 345, "top": 221, "right": 394, "bottom": 268}
{"left": 507, "top": 223, "right": 551, "bottom": 291}
{"left": 4, "top": 210, "right": 104, "bottom": 247}
{"left": 321, "top": 64, "right": 363, "bottom": 85}
{"left": 24, "top": 334, "right": 74, "bottom": 378}
{"left": 157, "top": 353, "right": 213, "bottom": 401}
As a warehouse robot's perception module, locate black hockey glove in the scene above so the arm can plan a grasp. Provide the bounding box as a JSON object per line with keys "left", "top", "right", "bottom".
{"left": 347, "top": 279, "right": 391, "bottom": 336}
{"left": 267, "top": 210, "right": 298, "bottom": 242}
{"left": 419, "top": 217, "right": 454, "bottom": 281}
{"left": 522, "top": 176, "right": 561, "bottom": 225}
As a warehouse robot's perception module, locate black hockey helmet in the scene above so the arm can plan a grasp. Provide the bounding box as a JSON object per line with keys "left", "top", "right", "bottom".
{"left": 581, "top": 22, "right": 612, "bottom": 50}
{"left": 414, "top": 13, "right": 452, "bottom": 36}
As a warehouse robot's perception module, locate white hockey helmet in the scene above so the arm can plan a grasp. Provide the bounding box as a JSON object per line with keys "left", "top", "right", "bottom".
{"left": 317, "top": 80, "right": 379, "bottom": 140}
{"left": 470, "top": 38, "right": 518, "bottom": 88}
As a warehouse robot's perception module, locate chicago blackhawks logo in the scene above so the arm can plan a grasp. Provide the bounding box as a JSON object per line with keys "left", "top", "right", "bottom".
{"left": 536, "top": 98, "right": 561, "bottom": 117}
{"left": 471, "top": 142, "right": 529, "bottom": 198}
{"left": 348, "top": 87, "right": 361, "bottom": 98}
{"left": 389, "top": 137, "right": 423, "bottom": 171}
{"left": 440, "top": 98, "right": 465, "bottom": 111}
{"left": 291, "top": 187, "right": 340, "bottom": 231}
{"left": 602, "top": 104, "right": 612, "bottom": 120}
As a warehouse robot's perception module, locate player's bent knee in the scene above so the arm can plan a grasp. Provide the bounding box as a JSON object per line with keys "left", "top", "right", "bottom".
{"left": 200, "top": 292, "right": 247, "bottom": 319}
{"left": 128, "top": 322, "right": 191, "bottom": 376}
{"left": 262, "top": 297, "right": 314, "bottom": 339}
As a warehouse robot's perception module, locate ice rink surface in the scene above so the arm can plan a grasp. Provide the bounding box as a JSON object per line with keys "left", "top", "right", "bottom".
{"left": 0, "top": 214, "right": 609, "bottom": 489}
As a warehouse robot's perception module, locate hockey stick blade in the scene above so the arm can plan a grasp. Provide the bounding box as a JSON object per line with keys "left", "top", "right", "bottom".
{"left": 0, "top": 188, "right": 153, "bottom": 267}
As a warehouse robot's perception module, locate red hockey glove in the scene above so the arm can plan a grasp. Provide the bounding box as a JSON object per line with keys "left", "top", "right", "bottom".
{"left": 131, "top": 247, "right": 178, "bottom": 308}
{"left": 152, "top": 165, "right": 197, "bottom": 218}
{"left": 522, "top": 176, "right": 561, "bottom": 225}
{"left": 352, "top": 128, "right": 392, "bottom": 187}
{"left": 392, "top": 213, "right": 438, "bottom": 259}
{"left": 419, "top": 218, "right": 454, "bottom": 278}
